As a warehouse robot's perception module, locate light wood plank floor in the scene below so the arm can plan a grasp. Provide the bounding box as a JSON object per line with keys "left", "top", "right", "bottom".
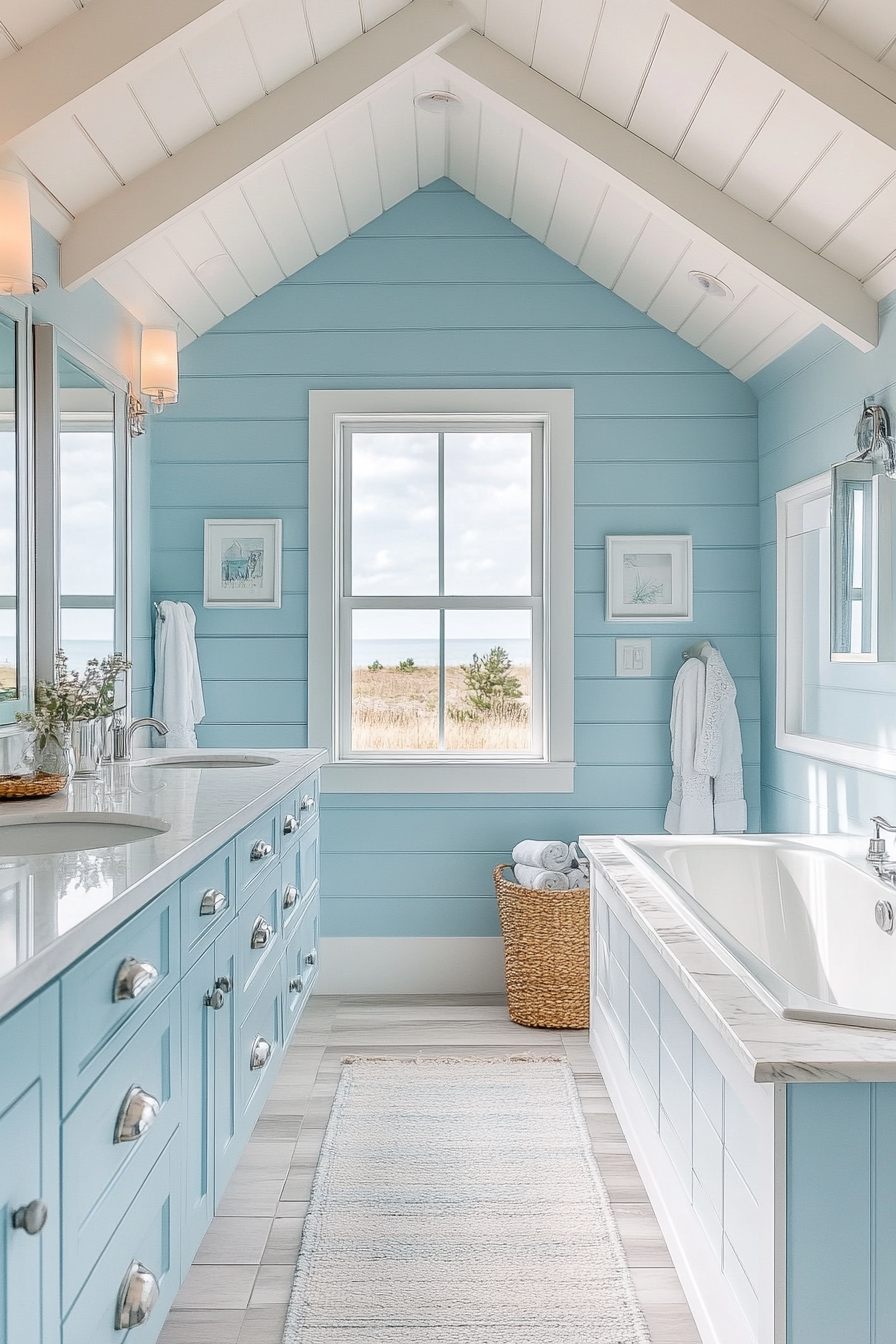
{"left": 159, "top": 995, "right": 702, "bottom": 1344}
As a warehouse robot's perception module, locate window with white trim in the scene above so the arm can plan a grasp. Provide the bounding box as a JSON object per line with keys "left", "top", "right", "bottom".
{"left": 308, "top": 391, "right": 574, "bottom": 793}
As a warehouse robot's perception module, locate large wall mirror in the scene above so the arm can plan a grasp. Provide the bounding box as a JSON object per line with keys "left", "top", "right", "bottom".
{"left": 0, "top": 299, "right": 30, "bottom": 726}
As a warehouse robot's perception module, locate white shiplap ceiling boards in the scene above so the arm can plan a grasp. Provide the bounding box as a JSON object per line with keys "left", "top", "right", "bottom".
{"left": 2, "top": 0, "right": 895, "bottom": 379}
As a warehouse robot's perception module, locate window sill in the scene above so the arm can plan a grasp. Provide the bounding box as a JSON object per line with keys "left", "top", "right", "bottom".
{"left": 320, "top": 760, "right": 576, "bottom": 793}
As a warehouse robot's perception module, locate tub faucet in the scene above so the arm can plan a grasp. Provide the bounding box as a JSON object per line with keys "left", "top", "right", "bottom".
{"left": 868, "top": 816, "right": 896, "bottom": 865}
{"left": 112, "top": 714, "right": 169, "bottom": 761}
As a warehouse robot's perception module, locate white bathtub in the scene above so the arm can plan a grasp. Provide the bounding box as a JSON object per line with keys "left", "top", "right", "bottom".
{"left": 615, "top": 835, "right": 896, "bottom": 1030}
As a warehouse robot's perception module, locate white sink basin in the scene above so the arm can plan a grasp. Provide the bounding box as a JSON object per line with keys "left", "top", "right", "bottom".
{"left": 135, "top": 753, "right": 278, "bottom": 769}
{"left": 0, "top": 812, "right": 170, "bottom": 857}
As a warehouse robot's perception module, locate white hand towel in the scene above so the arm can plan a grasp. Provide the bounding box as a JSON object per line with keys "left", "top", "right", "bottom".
{"left": 512, "top": 839, "right": 570, "bottom": 872}
{"left": 664, "top": 656, "right": 713, "bottom": 834}
{"left": 566, "top": 868, "right": 589, "bottom": 890}
{"left": 701, "top": 647, "right": 747, "bottom": 834}
{"left": 513, "top": 865, "right": 570, "bottom": 892}
{"left": 152, "top": 601, "right": 205, "bottom": 749}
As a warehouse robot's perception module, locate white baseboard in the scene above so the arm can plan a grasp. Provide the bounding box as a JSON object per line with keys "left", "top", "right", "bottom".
{"left": 313, "top": 937, "right": 506, "bottom": 995}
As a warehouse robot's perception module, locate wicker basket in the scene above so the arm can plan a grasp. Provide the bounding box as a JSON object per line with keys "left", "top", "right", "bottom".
{"left": 494, "top": 864, "right": 589, "bottom": 1029}
{"left": 0, "top": 772, "right": 68, "bottom": 801}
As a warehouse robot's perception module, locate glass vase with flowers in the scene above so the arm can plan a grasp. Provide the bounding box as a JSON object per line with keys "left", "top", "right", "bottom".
{"left": 17, "top": 650, "right": 131, "bottom": 778}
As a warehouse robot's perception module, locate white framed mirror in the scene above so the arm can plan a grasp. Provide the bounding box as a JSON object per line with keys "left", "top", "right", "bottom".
{"left": 830, "top": 459, "right": 896, "bottom": 662}
{"left": 0, "top": 297, "right": 31, "bottom": 727}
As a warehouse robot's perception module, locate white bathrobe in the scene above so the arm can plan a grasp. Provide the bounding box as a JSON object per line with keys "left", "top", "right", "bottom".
{"left": 664, "top": 647, "right": 746, "bottom": 835}
{"left": 152, "top": 601, "right": 205, "bottom": 749}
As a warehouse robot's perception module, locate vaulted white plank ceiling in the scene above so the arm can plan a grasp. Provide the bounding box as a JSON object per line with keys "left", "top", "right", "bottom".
{"left": 2, "top": 0, "right": 896, "bottom": 379}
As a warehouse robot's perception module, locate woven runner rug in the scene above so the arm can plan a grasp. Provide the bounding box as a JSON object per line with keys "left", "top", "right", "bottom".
{"left": 282, "top": 1056, "right": 650, "bottom": 1343}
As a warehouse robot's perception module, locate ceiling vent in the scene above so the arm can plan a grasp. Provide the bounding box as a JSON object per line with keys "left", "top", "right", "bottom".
{"left": 413, "top": 90, "right": 463, "bottom": 114}
{"left": 688, "top": 271, "right": 734, "bottom": 300}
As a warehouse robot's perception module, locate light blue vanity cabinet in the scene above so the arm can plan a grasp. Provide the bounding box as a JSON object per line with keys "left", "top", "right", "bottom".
{"left": 0, "top": 756, "right": 324, "bottom": 1344}
{"left": 0, "top": 987, "right": 60, "bottom": 1344}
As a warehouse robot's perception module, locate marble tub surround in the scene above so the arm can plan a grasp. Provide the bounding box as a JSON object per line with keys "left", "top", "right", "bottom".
{"left": 581, "top": 835, "right": 896, "bottom": 1082}
{"left": 0, "top": 747, "right": 326, "bottom": 1017}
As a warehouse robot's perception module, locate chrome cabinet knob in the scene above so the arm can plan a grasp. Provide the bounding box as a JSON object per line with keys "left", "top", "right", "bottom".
{"left": 249, "top": 1035, "right": 271, "bottom": 1071}
{"left": 282, "top": 884, "right": 299, "bottom": 909}
{"left": 114, "top": 1085, "right": 160, "bottom": 1144}
{"left": 300, "top": 794, "right": 315, "bottom": 813}
{"left": 283, "top": 813, "right": 299, "bottom": 835}
{"left": 199, "top": 888, "right": 227, "bottom": 917}
{"left": 204, "top": 976, "right": 232, "bottom": 1010}
{"left": 250, "top": 839, "right": 273, "bottom": 861}
{"left": 115, "top": 1261, "right": 159, "bottom": 1330}
{"left": 289, "top": 975, "right": 304, "bottom": 994}
{"left": 250, "top": 916, "right": 273, "bottom": 950}
{"left": 305, "top": 949, "right": 317, "bottom": 967}
{"left": 112, "top": 957, "right": 159, "bottom": 1002}
{"left": 11, "top": 1200, "right": 48, "bottom": 1235}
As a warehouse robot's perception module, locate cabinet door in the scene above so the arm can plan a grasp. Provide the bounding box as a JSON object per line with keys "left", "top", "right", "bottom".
{"left": 0, "top": 1085, "right": 45, "bottom": 1344}
{"left": 213, "top": 915, "right": 241, "bottom": 1207}
{"left": 0, "top": 987, "right": 59, "bottom": 1344}
{"left": 181, "top": 945, "right": 216, "bottom": 1269}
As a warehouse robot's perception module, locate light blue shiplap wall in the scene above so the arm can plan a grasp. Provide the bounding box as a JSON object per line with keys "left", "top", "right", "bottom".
{"left": 751, "top": 292, "right": 896, "bottom": 834}
{"left": 150, "top": 180, "right": 760, "bottom": 939}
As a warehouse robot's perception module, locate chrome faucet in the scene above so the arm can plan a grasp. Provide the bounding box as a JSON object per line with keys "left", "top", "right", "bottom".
{"left": 868, "top": 815, "right": 896, "bottom": 864}
{"left": 112, "top": 714, "right": 169, "bottom": 761}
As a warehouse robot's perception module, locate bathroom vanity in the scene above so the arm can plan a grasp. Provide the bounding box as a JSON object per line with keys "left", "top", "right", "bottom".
{"left": 583, "top": 834, "right": 896, "bottom": 1344}
{"left": 0, "top": 747, "right": 325, "bottom": 1344}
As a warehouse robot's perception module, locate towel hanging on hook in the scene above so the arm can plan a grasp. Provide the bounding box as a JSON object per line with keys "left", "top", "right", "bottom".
{"left": 682, "top": 638, "right": 713, "bottom": 661}
{"left": 153, "top": 601, "right": 165, "bottom": 622}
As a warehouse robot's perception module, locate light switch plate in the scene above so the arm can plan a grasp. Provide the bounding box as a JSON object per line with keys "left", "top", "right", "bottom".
{"left": 616, "top": 638, "right": 651, "bottom": 677}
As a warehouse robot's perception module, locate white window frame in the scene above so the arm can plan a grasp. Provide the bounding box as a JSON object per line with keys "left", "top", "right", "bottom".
{"left": 309, "top": 390, "right": 575, "bottom": 793}
{"left": 776, "top": 470, "right": 896, "bottom": 775}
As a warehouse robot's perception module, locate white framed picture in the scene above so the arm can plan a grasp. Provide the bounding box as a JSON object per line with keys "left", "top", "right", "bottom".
{"left": 605, "top": 534, "right": 692, "bottom": 622}
{"left": 204, "top": 518, "right": 282, "bottom": 608}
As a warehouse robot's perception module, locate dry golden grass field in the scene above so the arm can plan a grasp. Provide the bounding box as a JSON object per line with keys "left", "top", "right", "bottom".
{"left": 351, "top": 663, "right": 531, "bottom": 750}
{"left": 0, "top": 663, "right": 15, "bottom": 699}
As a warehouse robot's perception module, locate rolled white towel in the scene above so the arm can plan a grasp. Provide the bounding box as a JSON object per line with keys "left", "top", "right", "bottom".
{"left": 513, "top": 865, "right": 570, "bottom": 892}
{"left": 566, "top": 868, "right": 589, "bottom": 890}
{"left": 512, "top": 839, "right": 570, "bottom": 872}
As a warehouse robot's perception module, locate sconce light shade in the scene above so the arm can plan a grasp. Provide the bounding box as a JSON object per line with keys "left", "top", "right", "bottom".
{"left": 140, "top": 328, "right": 179, "bottom": 407}
{"left": 0, "top": 171, "right": 33, "bottom": 296}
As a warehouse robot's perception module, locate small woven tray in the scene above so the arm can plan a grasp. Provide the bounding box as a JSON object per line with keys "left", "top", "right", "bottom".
{"left": 494, "top": 864, "right": 589, "bottom": 1030}
{"left": 0, "top": 772, "right": 68, "bottom": 800}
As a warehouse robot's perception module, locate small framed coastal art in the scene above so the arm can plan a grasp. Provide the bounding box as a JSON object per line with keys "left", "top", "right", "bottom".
{"left": 605, "top": 534, "right": 692, "bottom": 622}
{"left": 203, "top": 518, "right": 282, "bottom": 608}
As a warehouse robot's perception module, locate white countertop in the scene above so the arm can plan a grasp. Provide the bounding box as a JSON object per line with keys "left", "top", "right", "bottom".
{"left": 0, "top": 747, "right": 327, "bottom": 1019}
{"left": 582, "top": 834, "right": 896, "bottom": 1084}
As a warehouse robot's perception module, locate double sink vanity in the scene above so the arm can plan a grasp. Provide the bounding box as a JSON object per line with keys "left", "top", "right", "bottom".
{"left": 0, "top": 746, "right": 325, "bottom": 1344}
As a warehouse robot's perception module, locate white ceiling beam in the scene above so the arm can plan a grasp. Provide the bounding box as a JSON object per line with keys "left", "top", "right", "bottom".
{"left": 668, "top": 0, "right": 896, "bottom": 155}
{"left": 60, "top": 0, "right": 469, "bottom": 290}
{"left": 0, "top": 0, "right": 238, "bottom": 146}
{"left": 440, "top": 32, "right": 878, "bottom": 352}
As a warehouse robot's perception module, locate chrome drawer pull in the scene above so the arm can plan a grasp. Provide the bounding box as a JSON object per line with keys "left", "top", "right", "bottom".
{"left": 300, "top": 794, "right": 315, "bottom": 813}
{"left": 305, "top": 948, "right": 317, "bottom": 967}
{"left": 250, "top": 839, "right": 273, "bottom": 861}
{"left": 282, "top": 883, "right": 299, "bottom": 909}
{"left": 289, "top": 975, "right": 304, "bottom": 994}
{"left": 250, "top": 1035, "right": 271, "bottom": 1071}
{"left": 11, "top": 1200, "right": 48, "bottom": 1235}
{"left": 112, "top": 957, "right": 159, "bottom": 1002}
{"left": 199, "top": 888, "right": 227, "bottom": 917}
{"left": 283, "top": 813, "right": 299, "bottom": 835}
{"left": 250, "top": 916, "right": 273, "bottom": 950}
{"left": 204, "top": 976, "right": 232, "bottom": 1010}
{"left": 114, "top": 1086, "right": 160, "bottom": 1144}
{"left": 115, "top": 1261, "right": 159, "bottom": 1330}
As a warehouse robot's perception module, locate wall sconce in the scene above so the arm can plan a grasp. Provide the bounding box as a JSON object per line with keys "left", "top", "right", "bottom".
{"left": 141, "top": 328, "right": 179, "bottom": 410}
{"left": 0, "top": 170, "right": 45, "bottom": 295}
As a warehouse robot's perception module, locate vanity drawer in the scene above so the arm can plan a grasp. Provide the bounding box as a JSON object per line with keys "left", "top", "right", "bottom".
{"left": 180, "top": 841, "right": 236, "bottom": 967}
{"left": 281, "top": 820, "right": 319, "bottom": 937}
{"left": 62, "top": 1133, "right": 181, "bottom": 1344}
{"left": 280, "top": 771, "right": 319, "bottom": 850}
{"left": 61, "top": 886, "right": 179, "bottom": 1113}
{"left": 283, "top": 891, "right": 319, "bottom": 1039}
{"left": 61, "top": 989, "right": 181, "bottom": 1311}
{"left": 236, "top": 865, "right": 282, "bottom": 1008}
{"left": 236, "top": 805, "right": 280, "bottom": 899}
{"left": 238, "top": 964, "right": 282, "bottom": 1139}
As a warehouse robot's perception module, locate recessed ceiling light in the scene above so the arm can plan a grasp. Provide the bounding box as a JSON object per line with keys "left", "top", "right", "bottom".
{"left": 414, "top": 90, "right": 463, "bottom": 114}
{"left": 688, "top": 270, "right": 734, "bottom": 300}
{"left": 194, "top": 254, "right": 234, "bottom": 284}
